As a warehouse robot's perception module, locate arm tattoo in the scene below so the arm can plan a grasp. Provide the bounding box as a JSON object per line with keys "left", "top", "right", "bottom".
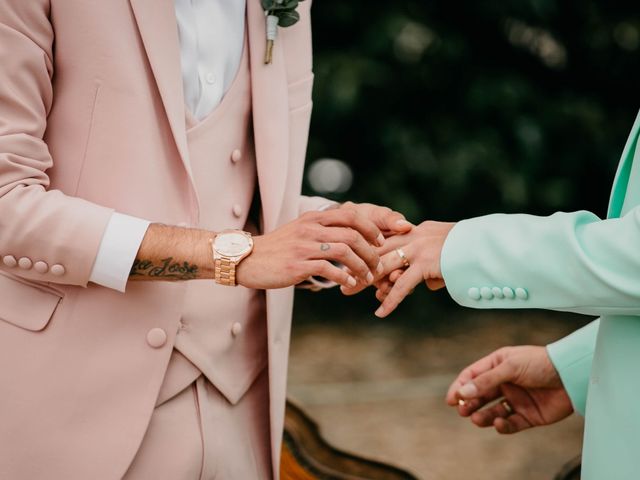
{"left": 130, "top": 257, "right": 199, "bottom": 280}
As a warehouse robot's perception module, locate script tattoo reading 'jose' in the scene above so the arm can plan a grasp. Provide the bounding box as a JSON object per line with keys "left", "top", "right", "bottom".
{"left": 130, "top": 257, "right": 199, "bottom": 280}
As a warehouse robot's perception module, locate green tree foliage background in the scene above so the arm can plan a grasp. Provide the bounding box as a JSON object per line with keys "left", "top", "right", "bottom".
{"left": 297, "top": 0, "right": 640, "bottom": 321}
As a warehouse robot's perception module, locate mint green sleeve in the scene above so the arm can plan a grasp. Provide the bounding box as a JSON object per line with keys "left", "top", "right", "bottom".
{"left": 440, "top": 206, "right": 640, "bottom": 317}
{"left": 546, "top": 319, "right": 599, "bottom": 416}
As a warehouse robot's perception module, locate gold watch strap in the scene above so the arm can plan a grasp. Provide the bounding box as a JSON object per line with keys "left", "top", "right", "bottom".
{"left": 214, "top": 257, "right": 237, "bottom": 286}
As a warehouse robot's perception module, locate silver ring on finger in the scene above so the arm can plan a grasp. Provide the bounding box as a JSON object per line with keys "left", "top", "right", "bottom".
{"left": 501, "top": 400, "right": 514, "bottom": 416}
{"left": 395, "top": 248, "right": 410, "bottom": 268}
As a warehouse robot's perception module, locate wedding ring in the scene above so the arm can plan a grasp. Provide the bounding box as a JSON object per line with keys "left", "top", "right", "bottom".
{"left": 395, "top": 248, "right": 410, "bottom": 268}
{"left": 501, "top": 400, "right": 514, "bottom": 416}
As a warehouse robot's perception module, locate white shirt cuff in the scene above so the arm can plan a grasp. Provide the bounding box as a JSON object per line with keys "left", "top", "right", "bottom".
{"left": 89, "top": 213, "right": 151, "bottom": 292}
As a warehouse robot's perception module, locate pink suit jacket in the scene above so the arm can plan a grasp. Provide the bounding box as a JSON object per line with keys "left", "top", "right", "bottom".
{"left": 0, "top": 0, "right": 325, "bottom": 478}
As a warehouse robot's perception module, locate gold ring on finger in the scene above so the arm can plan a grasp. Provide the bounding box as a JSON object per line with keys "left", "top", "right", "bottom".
{"left": 501, "top": 400, "right": 514, "bottom": 416}
{"left": 395, "top": 248, "right": 410, "bottom": 268}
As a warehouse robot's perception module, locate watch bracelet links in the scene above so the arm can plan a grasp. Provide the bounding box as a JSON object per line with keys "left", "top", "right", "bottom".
{"left": 214, "top": 257, "right": 236, "bottom": 286}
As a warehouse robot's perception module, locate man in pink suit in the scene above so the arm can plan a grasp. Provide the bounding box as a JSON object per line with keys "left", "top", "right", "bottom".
{"left": 0, "top": 1, "right": 411, "bottom": 478}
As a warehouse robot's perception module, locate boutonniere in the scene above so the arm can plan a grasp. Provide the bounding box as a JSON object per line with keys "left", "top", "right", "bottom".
{"left": 261, "top": 0, "right": 306, "bottom": 64}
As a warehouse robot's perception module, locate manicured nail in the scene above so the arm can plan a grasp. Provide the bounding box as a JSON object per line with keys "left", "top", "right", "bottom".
{"left": 366, "top": 272, "right": 374, "bottom": 284}
{"left": 347, "top": 276, "right": 357, "bottom": 288}
{"left": 377, "top": 233, "right": 385, "bottom": 246}
{"left": 376, "top": 262, "right": 384, "bottom": 275}
{"left": 458, "top": 382, "right": 478, "bottom": 399}
{"left": 375, "top": 306, "right": 385, "bottom": 317}
{"left": 458, "top": 399, "right": 466, "bottom": 406}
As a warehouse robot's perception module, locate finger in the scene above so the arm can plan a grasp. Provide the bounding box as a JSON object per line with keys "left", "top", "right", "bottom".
{"left": 368, "top": 206, "right": 413, "bottom": 234}
{"left": 318, "top": 227, "right": 381, "bottom": 276}
{"left": 494, "top": 413, "right": 532, "bottom": 435}
{"left": 456, "top": 388, "right": 502, "bottom": 417}
{"left": 315, "top": 243, "right": 373, "bottom": 285}
{"left": 446, "top": 351, "right": 505, "bottom": 405}
{"left": 306, "top": 260, "right": 357, "bottom": 289}
{"left": 470, "top": 400, "right": 515, "bottom": 428}
{"left": 379, "top": 249, "right": 411, "bottom": 279}
{"left": 315, "top": 209, "right": 384, "bottom": 247}
{"left": 458, "top": 361, "right": 517, "bottom": 402}
{"left": 375, "top": 288, "right": 388, "bottom": 302}
{"left": 426, "top": 278, "right": 445, "bottom": 290}
{"left": 375, "top": 265, "right": 423, "bottom": 318}
{"left": 389, "top": 269, "right": 404, "bottom": 283}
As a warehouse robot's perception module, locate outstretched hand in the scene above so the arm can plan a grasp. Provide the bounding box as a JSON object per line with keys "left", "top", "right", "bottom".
{"left": 445, "top": 346, "right": 574, "bottom": 434}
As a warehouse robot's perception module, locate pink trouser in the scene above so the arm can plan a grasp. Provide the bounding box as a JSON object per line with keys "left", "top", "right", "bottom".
{"left": 123, "top": 369, "right": 272, "bottom": 480}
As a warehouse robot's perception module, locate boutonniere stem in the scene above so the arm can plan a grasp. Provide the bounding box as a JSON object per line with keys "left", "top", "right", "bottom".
{"left": 262, "top": 0, "right": 306, "bottom": 64}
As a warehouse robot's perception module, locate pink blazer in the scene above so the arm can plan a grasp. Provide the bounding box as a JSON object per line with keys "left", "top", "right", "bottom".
{"left": 0, "top": 0, "right": 325, "bottom": 478}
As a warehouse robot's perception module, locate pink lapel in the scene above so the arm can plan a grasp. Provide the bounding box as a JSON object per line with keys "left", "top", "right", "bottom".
{"left": 247, "top": 0, "right": 290, "bottom": 232}
{"left": 128, "top": 0, "right": 197, "bottom": 199}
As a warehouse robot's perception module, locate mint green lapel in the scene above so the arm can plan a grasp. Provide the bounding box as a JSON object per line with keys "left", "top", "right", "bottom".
{"left": 607, "top": 110, "right": 640, "bottom": 219}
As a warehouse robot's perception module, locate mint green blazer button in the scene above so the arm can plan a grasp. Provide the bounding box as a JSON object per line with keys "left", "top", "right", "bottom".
{"left": 503, "top": 287, "right": 515, "bottom": 299}
{"left": 480, "top": 287, "right": 494, "bottom": 300}
{"left": 492, "top": 287, "right": 504, "bottom": 298}
{"left": 515, "top": 287, "right": 529, "bottom": 300}
{"left": 468, "top": 287, "right": 481, "bottom": 300}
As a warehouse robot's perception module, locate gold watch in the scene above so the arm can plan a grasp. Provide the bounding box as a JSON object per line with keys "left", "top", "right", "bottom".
{"left": 211, "top": 230, "right": 254, "bottom": 286}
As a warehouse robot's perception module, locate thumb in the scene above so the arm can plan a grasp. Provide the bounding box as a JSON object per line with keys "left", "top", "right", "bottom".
{"left": 458, "top": 361, "right": 516, "bottom": 400}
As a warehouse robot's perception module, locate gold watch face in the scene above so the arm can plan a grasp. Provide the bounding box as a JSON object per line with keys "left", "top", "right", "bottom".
{"left": 214, "top": 231, "right": 253, "bottom": 257}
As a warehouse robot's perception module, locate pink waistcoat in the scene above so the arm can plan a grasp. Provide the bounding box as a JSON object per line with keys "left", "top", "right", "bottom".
{"left": 157, "top": 42, "right": 268, "bottom": 407}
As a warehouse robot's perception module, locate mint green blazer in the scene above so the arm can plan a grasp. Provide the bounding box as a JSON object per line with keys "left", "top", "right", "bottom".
{"left": 441, "top": 110, "right": 640, "bottom": 480}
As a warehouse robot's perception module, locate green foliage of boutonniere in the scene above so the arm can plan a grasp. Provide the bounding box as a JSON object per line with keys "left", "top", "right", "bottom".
{"left": 261, "top": 0, "right": 306, "bottom": 28}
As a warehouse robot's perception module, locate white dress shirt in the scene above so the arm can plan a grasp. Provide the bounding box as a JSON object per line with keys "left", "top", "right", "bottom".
{"left": 90, "top": 0, "right": 246, "bottom": 292}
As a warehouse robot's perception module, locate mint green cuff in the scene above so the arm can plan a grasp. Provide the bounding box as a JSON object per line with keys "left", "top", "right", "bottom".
{"left": 546, "top": 319, "right": 600, "bottom": 416}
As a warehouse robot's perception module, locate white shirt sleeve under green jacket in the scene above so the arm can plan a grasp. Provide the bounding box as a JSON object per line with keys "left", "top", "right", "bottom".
{"left": 441, "top": 110, "right": 640, "bottom": 480}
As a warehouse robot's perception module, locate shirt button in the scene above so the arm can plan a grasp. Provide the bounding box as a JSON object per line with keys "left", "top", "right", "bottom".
{"left": 34, "top": 261, "right": 49, "bottom": 274}
{"left": 18, "top": 257, "right": 33, "bottom": 270}
{"left": 2, "top": 255, "right": 17, "bottom": 268}
{"left": 480, "top": 287, "right": 494, "bottom": 300}
{"left": 205, "top": 72, "right": 216, "bottom": 85}
{"left": 231, "top": 149, "right": 242, "bottom": 164}
{"left": 50, "top": 264, "right": 66, "bottom": 276}
{"left": 232, "top": 204, "right": 243, "bottom": 218}
{"left": 146, "top": 328, "right": 167, "bottom": 348}
{"left": 515, "top": 287, "right": 529, "bottom": 300}
{"left": 231, "top": 322, "right": 243, "bottom": 337}
{"left": 492, "top": 286, "right": 504, "bottom": 299}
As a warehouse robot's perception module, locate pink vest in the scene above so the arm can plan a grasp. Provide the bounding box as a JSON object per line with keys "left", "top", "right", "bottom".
{"left": 157, "top": 42, "right": 268, "bottom": 407}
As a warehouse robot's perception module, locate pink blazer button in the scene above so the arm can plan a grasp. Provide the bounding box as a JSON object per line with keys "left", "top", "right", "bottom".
{"left": 50, "top": 264, "right": 66, "bottom": 276}
{"left": 146, "top": 328, "right": 167, "bottom": 348}
{"left": 18, "top": 257, "right": 33, "bottom": 270}
{"left": 231, "top": 322, "right": 243, "bottom": 337}
{"left": 2, "top": 255, "right": 17, "bottom": 268}
{"left": 231, "top": 149, "right": 242, "bottom": 163}
{"left": 34, "top": 261, "right": 49, "bottom": 273}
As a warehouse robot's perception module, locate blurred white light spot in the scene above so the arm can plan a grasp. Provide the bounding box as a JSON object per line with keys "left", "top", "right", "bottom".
{"left": 394, "top": 22, "right": 436, "bottom": 63}
{"left": 614, "top": 22, "right": 640, "bottom": 51}
{"left": 505, "top": 19, "right": 567, "bottom": 69}
{"left": 308, "top": 158, "right": 353, "bottom": 194}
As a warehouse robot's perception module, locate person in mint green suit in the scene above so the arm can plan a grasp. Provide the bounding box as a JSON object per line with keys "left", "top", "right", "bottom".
{"left": 358, "top": 111, "right": 640, "bottom": 479}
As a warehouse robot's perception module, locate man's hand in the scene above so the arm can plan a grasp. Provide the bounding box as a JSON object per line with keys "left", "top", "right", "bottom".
{"left": 445, "top": 346, "right": 574, "bottom": 434}
{"left": 361, "top": 220, "right": 455, "bottom": 317}
{"left": 236, "top": 207, "right": 387, "bottom": 290}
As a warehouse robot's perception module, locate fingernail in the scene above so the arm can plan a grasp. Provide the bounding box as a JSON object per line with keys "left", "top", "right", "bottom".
{"left": 347, "top": 276, "right": 357, "bottom": 288}
{"left": 396, "top": 219, "right": 412, "bottom": 227}
{"left": 376, "top": 262, "right": 384, "bottom": 275}
{"left": 366, "top": 272, "right": 374, "bottom": 284}
{"left": 377, "top": 233, "right": 385, "bottom": 246}
{"left": 458, "top": 399, "right": 466, "bottom": 406}
{"left": 458, "top": 382, "right": 478, "bottom": 399}
{"left": 375, "top": 306, "right": 385, "bottom": 317}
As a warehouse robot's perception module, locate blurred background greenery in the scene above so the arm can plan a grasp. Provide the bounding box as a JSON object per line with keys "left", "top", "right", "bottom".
{"left": 296, "top": 0, "right": 640, "bottom": 323}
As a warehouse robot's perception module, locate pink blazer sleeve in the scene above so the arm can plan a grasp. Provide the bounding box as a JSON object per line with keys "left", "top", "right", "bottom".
{"left": 0, "top": 1, "right": 113, "bottom": 286}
